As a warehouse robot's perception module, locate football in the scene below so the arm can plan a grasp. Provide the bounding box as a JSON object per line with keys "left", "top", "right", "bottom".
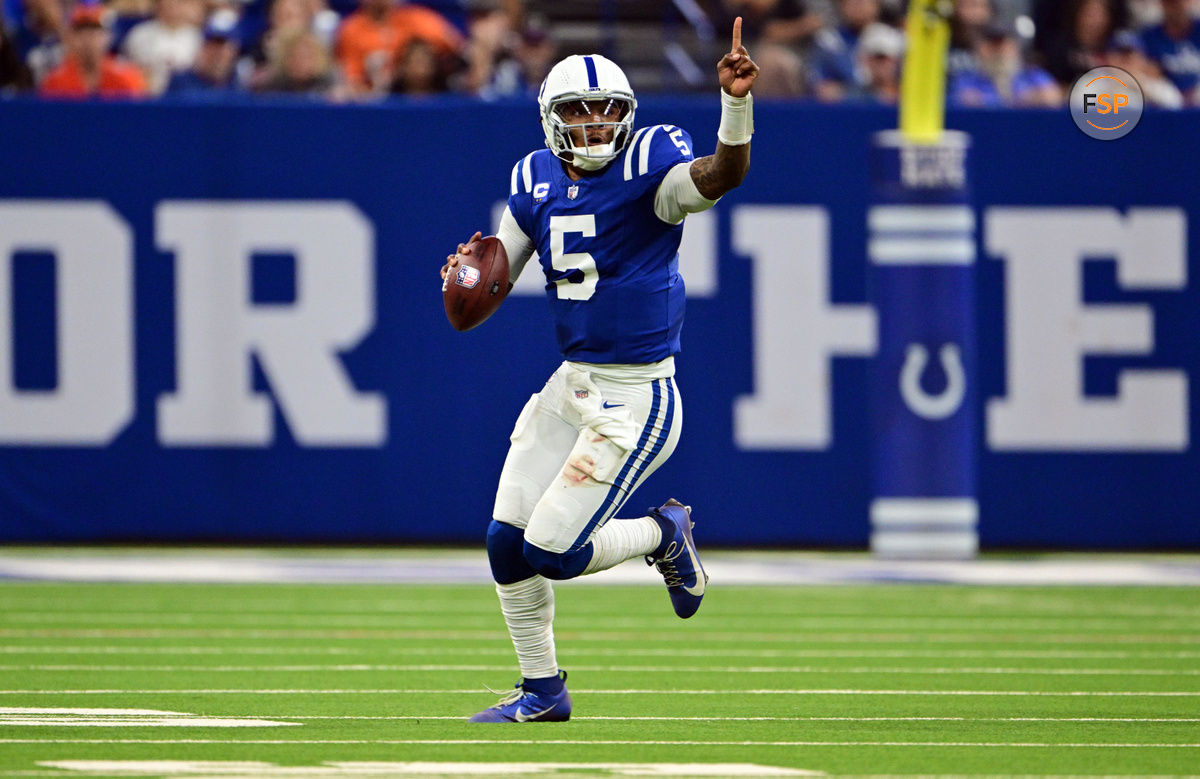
{"left": 442, "top": 235, "right": 510, "bottom": 332}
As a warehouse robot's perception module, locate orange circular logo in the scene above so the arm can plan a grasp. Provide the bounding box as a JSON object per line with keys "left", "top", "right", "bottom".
{"left": 1070, "top": 67, "right": 1144, "bottom": 140}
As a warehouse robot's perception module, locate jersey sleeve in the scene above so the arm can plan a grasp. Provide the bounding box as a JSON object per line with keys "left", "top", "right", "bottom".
{"left": 506, "top": 151, "right": 539, "bottom": 240}
{"left": 654, "top": 161, "right": 719, "bottom": 224}
{"left": 618, "top": 124, "right": 698, "bottom": 200}
{"left": 496, "top": 206, "right": 535, "bottom": 285}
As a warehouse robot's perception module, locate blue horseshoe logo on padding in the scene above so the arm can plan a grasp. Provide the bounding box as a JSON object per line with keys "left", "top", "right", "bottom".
{"left": 900, "top": 343, "right": 966, "bottom": 420}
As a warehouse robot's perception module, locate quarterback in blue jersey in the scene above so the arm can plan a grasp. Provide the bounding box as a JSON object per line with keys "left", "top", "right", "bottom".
{"left": 442, "top": 20, "right": 758, "bottom": 723}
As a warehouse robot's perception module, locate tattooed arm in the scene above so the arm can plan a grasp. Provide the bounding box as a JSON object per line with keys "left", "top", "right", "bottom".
{"left": 689, "top": 142, "right": 751, "bottom": 200}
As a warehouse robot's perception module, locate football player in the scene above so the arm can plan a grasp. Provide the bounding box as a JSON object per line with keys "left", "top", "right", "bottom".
{"left": 442, "top": 19, "right": 758, "bottom": 723}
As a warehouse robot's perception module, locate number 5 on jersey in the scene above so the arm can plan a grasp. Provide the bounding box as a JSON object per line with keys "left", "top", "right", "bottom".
{"left": 549, "top": 214, "right": 598, "bottom": 301}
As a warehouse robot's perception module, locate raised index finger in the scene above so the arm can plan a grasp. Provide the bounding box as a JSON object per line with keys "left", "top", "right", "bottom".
{"left": 731, "top": 16, "right": 742, "bottom": 53}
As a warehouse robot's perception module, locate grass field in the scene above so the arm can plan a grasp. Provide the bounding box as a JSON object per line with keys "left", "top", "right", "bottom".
{"left": 1, "top": 578, "right": 1199, "bottom": 777}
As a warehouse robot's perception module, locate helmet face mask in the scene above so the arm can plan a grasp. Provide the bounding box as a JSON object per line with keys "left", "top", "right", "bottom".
{"left": 539, "top": 55, "right": 637, "bottom": 171}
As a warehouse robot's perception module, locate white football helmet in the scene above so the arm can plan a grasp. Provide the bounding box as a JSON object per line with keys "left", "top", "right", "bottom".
{"left": 538, "top": 54, "right": 637, "bottom": 171}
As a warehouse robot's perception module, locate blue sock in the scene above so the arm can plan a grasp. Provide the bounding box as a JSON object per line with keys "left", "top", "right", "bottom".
{"left": 523, "top": 670, "right": 565, "bottom": 695}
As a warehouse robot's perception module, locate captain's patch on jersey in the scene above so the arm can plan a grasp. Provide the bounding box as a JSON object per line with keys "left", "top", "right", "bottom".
{"left": 455, "top": 265, "right": 481, "bottom": 289}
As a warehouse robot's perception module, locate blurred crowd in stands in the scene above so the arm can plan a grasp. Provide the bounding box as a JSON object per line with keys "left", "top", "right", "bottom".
{"left": 0, "top": 0, "right": 1197, "bottom": 106}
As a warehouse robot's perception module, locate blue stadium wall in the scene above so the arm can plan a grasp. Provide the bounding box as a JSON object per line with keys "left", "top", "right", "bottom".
{"left": 0, "top": 97, "right": 1196, "bottom": 547}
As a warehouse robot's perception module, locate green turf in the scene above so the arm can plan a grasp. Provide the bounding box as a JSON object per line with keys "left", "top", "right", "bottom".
{"left": 1, "top": 580, "right": 1198, "bottom": 777}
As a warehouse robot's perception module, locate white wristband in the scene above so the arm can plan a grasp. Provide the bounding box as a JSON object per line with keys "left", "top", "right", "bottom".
{"left": 717, "top": 89, "right": 754, "bottom": 146}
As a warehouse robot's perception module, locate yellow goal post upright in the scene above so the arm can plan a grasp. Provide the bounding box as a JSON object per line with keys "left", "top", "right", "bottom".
{"left": 899, "top": 0, "right": 954, "bottom": 144}
{"left": 867, "top": 0, "right": 980, "bottom": 560}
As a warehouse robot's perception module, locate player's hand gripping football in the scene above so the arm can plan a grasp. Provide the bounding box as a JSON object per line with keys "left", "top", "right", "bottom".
{"left": 441, "top": 231, "right": 482, "bottom": 284}
{"left": 718, "top": 17, "right": 759, "bottom": 98}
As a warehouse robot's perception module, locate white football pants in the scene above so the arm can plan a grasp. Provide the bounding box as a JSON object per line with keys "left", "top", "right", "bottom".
{"left": 492, "top": 361, "right": 682, "bottom": 554}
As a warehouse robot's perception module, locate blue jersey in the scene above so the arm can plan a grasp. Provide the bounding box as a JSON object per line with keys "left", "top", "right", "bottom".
{"left": 1140, "top": 22, "right": 1200, "bottom": 94}
{"left": 947, "top": 66, "right": 1057, "bottom": 107}
{"left": 508, "top": 124, "right": 696, "bottom": 364}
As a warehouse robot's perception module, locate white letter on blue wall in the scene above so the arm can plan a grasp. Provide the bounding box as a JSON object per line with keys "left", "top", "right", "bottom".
{"left": 733, "top": 205, "right": 878, "bottom": 449}
{"left": 156, "top": 202, "right": 386, "bottom": 446}
{"left": 986, "top": 207, "right": 1188, "bottom": 450}
{"left": 0, "top": 202, "right": 134, "bottom": 444}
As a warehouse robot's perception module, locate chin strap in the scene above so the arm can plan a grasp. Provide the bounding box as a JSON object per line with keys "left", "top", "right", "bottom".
{"left": 570, "top": 153, "right": 611, "bottom": 171}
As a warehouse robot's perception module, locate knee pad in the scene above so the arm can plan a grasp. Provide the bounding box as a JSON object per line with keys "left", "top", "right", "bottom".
{"left": 486, "top": 520, "right": 536, "bottom": 584}
{"left": 522, "top": 540, "right": 592, "bottom": 581}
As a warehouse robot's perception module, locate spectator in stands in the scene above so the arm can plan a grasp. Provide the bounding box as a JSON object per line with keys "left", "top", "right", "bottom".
{"left": 389, "top": 36, "right": 445, "bottom": 95}
{"left": 713, "top": 0, "right": 821, "bottom": 98}
{"left": 165, "top": 8, "right": 243, "bottom": 94}
{"left": 109, "top": 0, "right": 155, "bottom": 19}
{"left": 253, "top": 0, "right": 313, "bottom": 61}
{"left": 1108, "top": 27, "right": 1185, "bottom": 107}
{"left": 17, "top": 0, "right": 66, "bottom": 84}
{"left": 108, "top": 0, "right": 158, "bottom": 55}
{"left": 461, "top": 0, "right": 516, "bottom": 95}
{"left": 257, "top": 27, "right": 339, "bottom": 96}
{"left": 483, "top": 14, "right": 554, "bottom": 98}
{"left": 810, "top": 0, "right": 884, "bottom": 102}
{"left": 948, "top": 0, "right": 995, "bottom": 78}
{"left": 1032, "top": 0, "right": 1126, "bottom": 64}
{"left": 40, "top": 4, "right": 148, "bottom": 98}
{"left": 461, "top": 1, "right": 500, "bottom": 86}
{"left": 1139, "top": 0, "right": 1200, "bottom": 102}
{"left": 335, "top": 0, "right": 463, "bottom": 96}
{"left": 714, "top": 0, "right": 824, "bottom": 46}
{"left": 848, "top": 20, "right": 901, "bottom": 103}
{"left": 1037, "top": 0, "right": 1121, "bottom": 86}
{"left": 311, "top": 0, "right": 343, "bottom": 47}
{"left": 1127, "top": 0, "right": 1163, "bottom": 28}
{"left": 121, "top": 0, "right": 204, "bottom": 94}
{"left": 1, "top": 17, "right": 33, "bottom": 91}
{"left": 242, "top": 0, "right": 338, "bottom": 87}
{"left": 949, "top": 21, "right": 1061, "bottom": 107}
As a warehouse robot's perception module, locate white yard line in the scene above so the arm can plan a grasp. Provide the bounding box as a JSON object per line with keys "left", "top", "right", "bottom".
{"left": 3, "top": 664, "right": 1198, "bottom": 676}
{"left": 0, "top": 708, "right": 296, "bottom": 727}
{"left": 3, "top": 646, "right": 1200, "bottom": 660}
{"left": 0, "top": 718, "right": 297, "bottom": 727}
{"left": 5, "top": 613, "right": 1199, "bottom": 631}
{"left": 2, "top": 629, "right": 1198, "bottom": 644}
{"left": 0, "top": 708, "right": 191, "bottom": 715}
{"left": 0, "top": 647, "right": 368, "bottom": 656}
{"left": 1, "top": 688, "right": 1199, "bottom": 696}
{"left": 7, "top": 601, "right": 1200, "bottom": 618}
{"left": 129, "top": 715, "right": 1200, "bottom": 723}
{"left": 0, "top": 768, "right": 1176, "bottom": 772}
{"left": 1, "top": 738, "right": 1199, "bottom": 747}
{"left": 35, "top": 762, "right": 820, "bottom": 777}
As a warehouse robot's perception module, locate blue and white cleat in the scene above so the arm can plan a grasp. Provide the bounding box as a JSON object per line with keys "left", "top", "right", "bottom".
{"left": 647, "top": 499, "right": 708, "bottom": 619}
{"left": 467, "top": 671, "right": 572, "bottom": 723}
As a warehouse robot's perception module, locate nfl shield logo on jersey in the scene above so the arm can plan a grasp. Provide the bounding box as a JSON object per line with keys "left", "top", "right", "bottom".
{"left": 574, "top": 389, "right": 588, "bottom": 399}
{"left": 455, "top": 265, "right": 481, "bottom": 289}
{"left": 567, "top": 185, "right": 579, "bottom": 200}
